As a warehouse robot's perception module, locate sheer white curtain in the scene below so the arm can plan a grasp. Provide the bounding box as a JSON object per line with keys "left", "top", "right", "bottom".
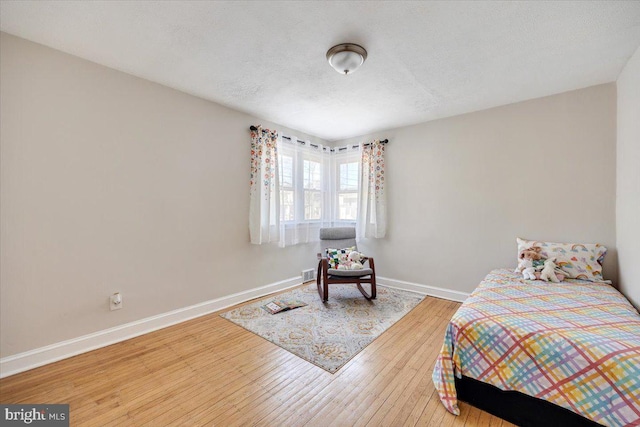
{"left": 278, "top": 137, "right": 331, "bottom": 247}
{"left": 357, "top": 139, "right": 387, "bottom": 239}
{"left": 331, "top": 144, "right": 361, "bottom": 227}
{"left": 250, "top": 130, "right": 387, "bottom": 246}
{"left": 249, "top": 126, "right": 280, "bottom": 244}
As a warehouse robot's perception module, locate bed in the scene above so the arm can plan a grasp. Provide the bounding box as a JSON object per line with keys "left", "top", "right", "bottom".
{"left": 433, "top": 268, "right": 640, "bottom": 427}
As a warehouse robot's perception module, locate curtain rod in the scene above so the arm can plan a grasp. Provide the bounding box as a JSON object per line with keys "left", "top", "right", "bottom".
{"left": 250, "top": 125, "right": 388, "bottom": 144}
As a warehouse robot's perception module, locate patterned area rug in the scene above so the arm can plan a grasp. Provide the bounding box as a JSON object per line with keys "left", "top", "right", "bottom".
{"left": 220, "top": 283, "right": 425, "bottom": 373}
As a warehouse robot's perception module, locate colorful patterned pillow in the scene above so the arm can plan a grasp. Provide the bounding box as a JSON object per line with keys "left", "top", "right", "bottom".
{"left": 326, "top": 247, "right": 356, "bottom": 269}
{"left": 516, "top": 237, "right": 607, "bottom": 282}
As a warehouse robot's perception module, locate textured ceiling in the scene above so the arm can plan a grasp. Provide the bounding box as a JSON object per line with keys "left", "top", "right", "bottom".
{"left": 2, "top": 1, "right": 640, "bottom": 141}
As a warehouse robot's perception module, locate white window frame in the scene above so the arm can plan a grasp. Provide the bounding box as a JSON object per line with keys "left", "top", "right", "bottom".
{"left": 279, "top": 153, "right": 295, "bottom": 222}
{"left": 332, "top": 146, "right": 360, "bottom": 226}
{"left": 278, "top": 137, "right": 328, "bottom": 225}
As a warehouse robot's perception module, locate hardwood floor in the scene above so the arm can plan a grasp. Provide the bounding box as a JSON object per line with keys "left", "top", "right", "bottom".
{"left": 0, "top": 286, "right": 516, "bottom": 426}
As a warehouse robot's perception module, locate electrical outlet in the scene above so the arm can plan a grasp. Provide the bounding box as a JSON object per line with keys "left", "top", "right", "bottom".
{"left": 110, "top": 292, "right": 123, "bottom": 311}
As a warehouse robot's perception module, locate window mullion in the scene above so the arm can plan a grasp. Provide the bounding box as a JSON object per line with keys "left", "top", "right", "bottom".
{"left": 296, "top": 153, "right": 305, "bottom": 222}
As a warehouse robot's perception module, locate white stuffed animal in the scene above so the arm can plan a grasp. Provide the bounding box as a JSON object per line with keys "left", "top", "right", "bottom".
{"left": 347, "top": 251, "right": 364, "bottom": 270}
{"left": 539, "top": 259, "right": 560, "bottom": 283}
{"left": 519, "top": 258, "right": 537, "bottom": 280}
{"left": 336, "top": 253, "right": 351, "bottom": 270}
{"left": 336, "top": 251, "right": 366, "bottom": 270}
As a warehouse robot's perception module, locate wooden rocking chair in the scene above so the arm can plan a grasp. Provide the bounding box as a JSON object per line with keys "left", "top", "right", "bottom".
{"left": 316, "top": 227, "right": 377, "bottom": 302}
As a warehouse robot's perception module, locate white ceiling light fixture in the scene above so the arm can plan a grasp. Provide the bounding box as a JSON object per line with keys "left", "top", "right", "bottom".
{"left": 326, "top": 43, "right": 367, "bottom": 75}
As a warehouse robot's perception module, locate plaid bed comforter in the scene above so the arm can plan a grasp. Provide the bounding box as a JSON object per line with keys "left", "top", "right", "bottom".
{"left": 433, "top": 269, "right": 640, "bottom": 427}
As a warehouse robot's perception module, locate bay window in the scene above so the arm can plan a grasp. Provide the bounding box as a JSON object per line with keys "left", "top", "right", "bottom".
{"left": 250, "top": 126, "right": 386, "bottom": 246}
{"left": 277, "top": 137, "right": 359, "bottom": 246}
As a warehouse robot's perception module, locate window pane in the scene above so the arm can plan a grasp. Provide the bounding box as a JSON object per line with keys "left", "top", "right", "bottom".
{"left": 304, "top": 190, "right": 322, "bottom": 220}
{"left": 303, "top": 160, "right": 321, "bottom": 190}
{"left": 280, "top": 190, "right": 294, "bottom": 221}
{"left": 338, "top": 192, "right": 358, "bottom": 220}
{"left": 280, "top": 155, "right": 293, "bottom": 188}
{"left": 339, "top": 162, "right": 359, "bottom": 191}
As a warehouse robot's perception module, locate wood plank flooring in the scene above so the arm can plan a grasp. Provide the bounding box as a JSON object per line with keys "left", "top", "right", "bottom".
{"left": 0, "top": 286, "right": 516, "bottom": 426}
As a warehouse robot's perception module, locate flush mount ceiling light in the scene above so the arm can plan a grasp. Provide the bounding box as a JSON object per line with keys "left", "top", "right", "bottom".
{"left": 326, "top": 43, "right": 367, "bottom": 75}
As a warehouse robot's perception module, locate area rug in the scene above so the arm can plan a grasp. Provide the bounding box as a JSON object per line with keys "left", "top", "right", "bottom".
{"left": 220, "top": 283, "right": 425, "bottom": 373}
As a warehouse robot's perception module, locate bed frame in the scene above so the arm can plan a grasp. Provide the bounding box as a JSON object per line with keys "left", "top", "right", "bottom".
{"left": 455, "top": 375, "right": 603, "bottom": 427}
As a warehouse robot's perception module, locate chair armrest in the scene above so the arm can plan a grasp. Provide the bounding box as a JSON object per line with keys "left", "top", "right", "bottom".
{"left": 318, "top": 258, "right": 330, "bottom": 277}
{"left": 366, "top": 258, "right": 375, "bottom": 280}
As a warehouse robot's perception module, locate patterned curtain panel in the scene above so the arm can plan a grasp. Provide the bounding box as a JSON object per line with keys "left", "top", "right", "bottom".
{"left": 357, "top": 139, "right": 387, "bottom": 239}
{"left": 249, "top": 126, "right": 280, "bottom": 244}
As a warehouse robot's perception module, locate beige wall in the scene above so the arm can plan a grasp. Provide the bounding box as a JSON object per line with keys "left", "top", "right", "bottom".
{"left": 0, "top": 31, "right": 622, "bottom": 360}
{"left": 0, "top": 33, "right": 326, "bottom": 357}
{"left": 617, "top": 46, "right": 640, "bottom": 310}
{"left": 337, "top": 84, "right": 618, "bottom": 293}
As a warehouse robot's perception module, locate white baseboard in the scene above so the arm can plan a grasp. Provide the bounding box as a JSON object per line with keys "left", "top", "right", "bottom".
{"left": 377, "top": 276, "right": 470, "bottom": 303}
{"left": 0, "top": 276, "right": 302, "bottom": 379}
{"left": 1, "top": 275, "right": 468, "bottom": 378}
